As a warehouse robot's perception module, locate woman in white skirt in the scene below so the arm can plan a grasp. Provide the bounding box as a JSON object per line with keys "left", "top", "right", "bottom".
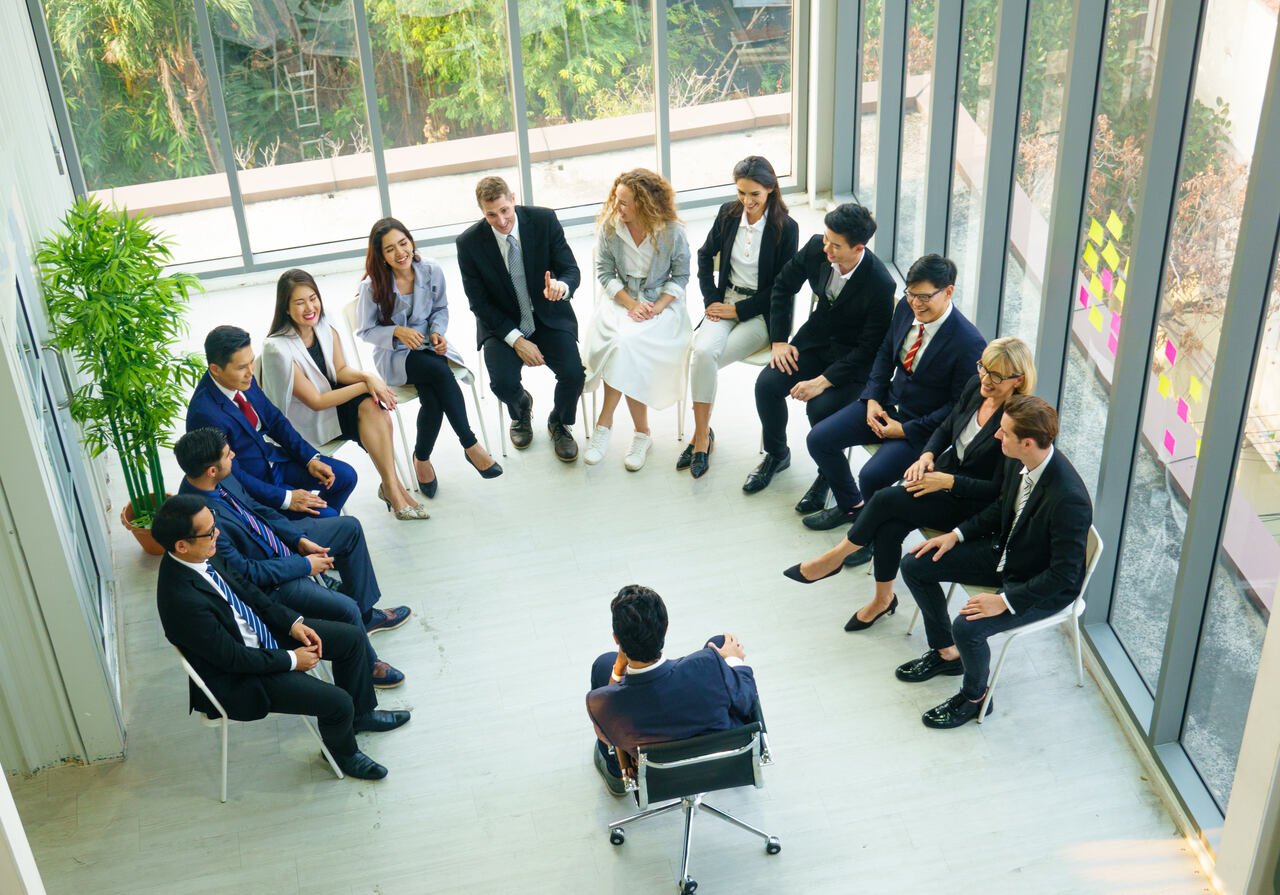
{"left": 584, "top": 169, "right": 691, "bottom": 471}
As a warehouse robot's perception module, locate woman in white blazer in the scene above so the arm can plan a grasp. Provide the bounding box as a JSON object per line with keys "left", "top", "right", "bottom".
{"left": 260, "top": 269, "right": 427, "bottom": 520}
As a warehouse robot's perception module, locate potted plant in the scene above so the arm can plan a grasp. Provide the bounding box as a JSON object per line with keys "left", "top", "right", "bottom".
{"left": 37, "top": 197, "right": 205, "bottom": 555}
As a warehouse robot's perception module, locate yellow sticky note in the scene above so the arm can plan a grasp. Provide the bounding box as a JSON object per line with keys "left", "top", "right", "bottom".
{"left": 1089, "top": 218, "right": 1105, "bottom": 245}
{"left": 1189, "top": 375, "right": 1203, "bottom": 402}
{"left": 1082, "top": 243, "right": 1099, "bottom": 271}
{"left": 1195, "top": 438, "right": 1201, "bottom": 458}
{"left": 1123, "top": 256, "right": 1130, "bottom": 277}
{"left": 1088, "top": 306, "right": 1104, "bottom": 332}
{"left": 1088, "top": 273, "right": 1103, "bottom": 297}
{"left": 1101, "top": 241, "right": 1121, "bottom": 271}
{"left": 1157, "top": 373, "right": 1172, "bottom": 398}
{"left": 1106, "top": 210, "right": 1124, "bottom": 239}
{"left": 1114, "top": 279, "right": 1126, "bottom": 303}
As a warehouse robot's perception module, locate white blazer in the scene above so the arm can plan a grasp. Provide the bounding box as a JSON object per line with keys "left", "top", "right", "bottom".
{"left": 260, "top": 317, "right": 344, "bottom": 446}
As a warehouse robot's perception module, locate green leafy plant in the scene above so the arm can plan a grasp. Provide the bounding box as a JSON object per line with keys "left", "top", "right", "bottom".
{"left": 37, "top": 197, "right": 205, "bottom": 530}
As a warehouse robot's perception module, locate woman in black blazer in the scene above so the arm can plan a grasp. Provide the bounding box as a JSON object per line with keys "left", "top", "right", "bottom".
{"left": 783, "top": 338, "right": 1038, "bottom": 630}
{"left": 681, "top": 157, "right": 799, "bottom": 477}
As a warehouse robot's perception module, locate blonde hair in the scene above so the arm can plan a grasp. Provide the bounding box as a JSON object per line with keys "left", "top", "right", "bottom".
{"left": 981, "top": 336, "right": 1036, "bottom": 395}
{"left": 598, "top": 169, "right": 679, "bottom": 240}
{"left": 475, "top": 175, "right": 513, "bottom": 205}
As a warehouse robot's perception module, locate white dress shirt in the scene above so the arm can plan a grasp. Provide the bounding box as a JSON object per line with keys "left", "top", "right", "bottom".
{"left": 954, "top": 407, "right": 985, "bottom": 462}
{"left": 493, "top": 221, "right": 568, "bottom": 347}
{"left": 169, "top": 553, "right": 299, "bottom": 669}
{"left": 898, "top": 301, "right": 954, "bottom": 368}
{"left": 214, "top": 380, "right": 307, "bottom": 510}
{"left": 728, "top": 211, "right": 767, "bottom": 292}
{"left": 825, "top": 248, "right": 865, "bottom": 302}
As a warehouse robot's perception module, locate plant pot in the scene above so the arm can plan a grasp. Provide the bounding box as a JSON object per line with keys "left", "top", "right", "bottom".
{"left": 121, "top": 500, "right": 167, "bottom": 557}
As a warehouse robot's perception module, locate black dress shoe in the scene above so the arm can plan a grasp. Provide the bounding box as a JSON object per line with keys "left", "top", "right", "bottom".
{"left": 675, "top": 443, "right": 693, "bottom": 471}
{"left": 742, "top": 450, "right": 790, "bottom": 494}
{"left": 782, "top": 562, "right": 842, "bottom": 584}
{"left": 922, "top": 692, "right": 993, "bottom": 729}
{"left": 690, "top": 430, "right": 714, "bottom": 478}
{"left": 842, "top": 544, "right": 874, "bottom": 567}
{"left": 465, "top": 452, "right": 504, "bottom": 478}
{"left": 793, "top": 474, "right": 830, "bottom": 514}
{"left": 510, "top": 391, "right": 533, "bottom": 449}
{"left": 353, "top": 709, "right": 411, "bottom": 733}
{"left": 548, "top": 422, "right": 578, "bottom": 461}
{"left": 895, "top": 649, "right": 965, "bottom": 683}
{"left": 593, "top": 746, "right": 626, "bottom": 797}
{"left": 802, "top": 505, "right": 859, "bottom": 530}
{"left": 844, "top": 595, "right": 898, "bottom": 631}
{"left": 335, "top": 750, "right": 388, "bottom": 780}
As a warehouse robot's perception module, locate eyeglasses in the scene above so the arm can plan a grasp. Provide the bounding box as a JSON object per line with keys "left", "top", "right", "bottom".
{"left": 904, "top": 287, "right": 946, "bottom": 304}
{"left": 976, "top": 362, "right": 1022, "bottom": 386}
{"left": 186, "top": 523, "right": 219, "bottom": 541}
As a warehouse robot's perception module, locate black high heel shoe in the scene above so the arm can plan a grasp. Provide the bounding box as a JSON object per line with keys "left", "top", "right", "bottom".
{"left": 843, "top": 595, "right": 898, "bottom": 632}
{"left": 465, "top": 451, "right": 504, "bottom": 479}
{"left": 782, "top": 561, "right": 843, "bottom": 584}
{"left": 413, "top": 456, "right": 438, "bottom": 498}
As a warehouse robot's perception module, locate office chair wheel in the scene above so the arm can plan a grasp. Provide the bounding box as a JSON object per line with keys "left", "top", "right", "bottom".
{"left": 680, "top": 878, "right": 697, "bottom": 894}
{"left": 766, "top": 837, "right": 781, "bottom": 855}
{"left": 609, "top": 827, "right": 625, "bottom": 846}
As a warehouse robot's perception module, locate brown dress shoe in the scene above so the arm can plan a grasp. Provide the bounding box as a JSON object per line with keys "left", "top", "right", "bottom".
{"left": 510, "top": 391, "right": 533, "bottom": 449}
{"left": 549, "top": 422, "right": 578, "bottom": 461}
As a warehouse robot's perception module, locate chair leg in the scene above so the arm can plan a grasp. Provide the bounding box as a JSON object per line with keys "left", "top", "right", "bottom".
{"left": 700, "top": 801, "right": 773, "bottom": 843}
{"left": 219, "top": 717, "right": 229, "bottom": 803}
{"left": 470, "top": 377, "right": 492, "bottom": 455}
{"left": 299, "top": 716, "right": 345, "bottom": 780}
{"left": 496, "top": 401, "right": 508, "bottom": 458}
{"left": 393, "top": 404, "right": 417, "bottom": 486}
{"left": 478, "top": 360, "right": 486, "bottom": 397}
{"left": 979, "top": 637, "right": 1015, "bottom": 724}
{"left": 678, "top": 797, "right": 698, "bottom": 893}
{"left": 1072, "top": 616, "right": 1084, "bottom": 687}
{"left": 610, "top": 799, "right": 684, "bottom": 828}
{"left": 676, "top": 398, "right": 686, "bottom": 441}
{"left": 906, "top": 607, "right": 920, "bottom": 636}
{"left": 580, "top": 394, "right": 592, "bottom": 438}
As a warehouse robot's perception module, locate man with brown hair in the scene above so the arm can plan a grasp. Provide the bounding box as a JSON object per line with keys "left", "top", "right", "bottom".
{"left": 456, "top": 176, "right": 584, "bottom": 460}
{"left": 895, "top": 395, "right": 1092, "bottom": 728}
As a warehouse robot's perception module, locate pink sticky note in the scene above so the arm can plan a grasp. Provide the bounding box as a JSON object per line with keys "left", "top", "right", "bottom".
{"left": 1078, "top": 285, "right": 1089, "bottom": 309}
{"left": 1165, "top": 341, "right": 1177, "bottom": 365}
{"left": 1177, "top": 398, "right": 1189, "bottom": 422}
{"left": 1107, "top": 333, "right": 1118, "bottom": 355}
{"left": 1163, "top": 430, "right": 1176, "bottom": 455}
{"left": 1101, "top": 269, "right": 1113, "bottom": 293}
{"left": 1110, "top": 311, "right": 1121, "bottom": 334}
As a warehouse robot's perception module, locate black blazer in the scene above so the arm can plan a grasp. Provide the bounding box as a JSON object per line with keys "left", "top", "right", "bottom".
{"left": 157, "top": 553, "right": 300, "bottom": 721}
{"left": 921, "top": 374, "right": 1007, "bottom": 504}
{"left": 695, "top": 202, "right": 799, "bottom": 321}
{"left": 958, "top": 449, "right": 1093, "bottom": 615}
{"left": 456, "top": 205, "right": 581, "bottom": 349}
{"left": 766, "top": 238, "right": 896, "bottom": 389}
{"left": 860, "top": 299, "right": 988, "bottom": 450}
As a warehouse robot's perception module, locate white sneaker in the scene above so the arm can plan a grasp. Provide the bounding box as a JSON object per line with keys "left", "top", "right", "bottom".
{"left": 624, "top": 432, "right": 653, "bottom": 471}
{"left": 585, "top": 425, "right": 611, "bottom": 465}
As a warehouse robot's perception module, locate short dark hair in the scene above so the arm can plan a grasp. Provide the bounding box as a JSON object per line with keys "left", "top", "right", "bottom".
{"left": 905, "top": 254, "right": 958, "bottom": 289}
{"left": 823, "top": 203, "right": 876, "bottom": 247}
{"left": 152, "top": 494, "right": 209, "bottom": 552}
{"left": 610, "top": 585, "right": 668, "bottom": 663}
{"left": 1003, "top": 394, "right": 1059, "bottom": 449}
{"left": 175, "top": 428, "right": 228, "bottom": 478}
{"left": 204, "top": 325, "right": 252, "bottom": 368}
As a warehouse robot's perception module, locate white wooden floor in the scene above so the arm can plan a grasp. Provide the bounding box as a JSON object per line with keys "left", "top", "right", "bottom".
{"left": 9, "top": 203, "right": 1212, "bottom": 894}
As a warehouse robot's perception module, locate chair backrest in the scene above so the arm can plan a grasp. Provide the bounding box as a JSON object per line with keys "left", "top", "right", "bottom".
{"left": 634, "top": 722, "right": 764, "bottom": 809}
{"left": 1072, "top": 525, "right": 1104, "bottom": 617}
{"left": 341, "top": 298, "right": 365, "bottom": 366}
{"left": 174, "top": 646, "right": 228, "bottom": 720}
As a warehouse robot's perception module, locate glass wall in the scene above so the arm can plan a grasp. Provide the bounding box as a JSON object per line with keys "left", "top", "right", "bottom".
{"left": 893, "top": 0, "right": 935, "bottom": 266}
{"left": 857, "top": 0, "right": 882, "bottom": 209}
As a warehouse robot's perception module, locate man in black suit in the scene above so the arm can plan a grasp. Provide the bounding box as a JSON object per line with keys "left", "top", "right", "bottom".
{"left": 457, "top": 176, "right": 584, "bottom": 460}
{"left": 896, "top": 395, "right": 1093, "bottom": 729}
{"left": 153, "top": 495, "right": 410, "bottom": 779}
{"left": 743, "top": 203, "right": 895, "bottom": 497}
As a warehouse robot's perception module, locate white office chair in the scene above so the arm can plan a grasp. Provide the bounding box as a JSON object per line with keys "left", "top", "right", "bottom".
{"left": 176, "top": 648, "right": 343, "bottom": 802}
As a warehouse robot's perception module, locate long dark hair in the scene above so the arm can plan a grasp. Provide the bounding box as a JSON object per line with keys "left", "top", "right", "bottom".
{"left": 728, "top": 156, "right": 787, "bottom": 242}
{"left": 269, "top": 268, "right": 324, "bottom": 337}
{"left": 364, "top": 217, "right": 419, "bottom": 324}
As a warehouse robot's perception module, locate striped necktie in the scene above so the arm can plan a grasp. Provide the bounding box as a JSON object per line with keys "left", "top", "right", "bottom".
{"left": 902, "top": 324, "right": 926, "bottom": 373}
{"left": 217, "top": 486, "right": 290, "bottom": 558}
{"left": 506, "top": 234, "right": 536, "bottom": 336}
{"left": 997, "top": 472, "right": 1035, "bottom": 573}
{"left": 206, "top": 565, "right": 279, "bottom": 649}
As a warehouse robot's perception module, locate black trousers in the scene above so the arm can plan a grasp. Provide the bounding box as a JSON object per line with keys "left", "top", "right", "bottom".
{"left": 258, "top": 617, "right": 376, "bottom": 758}
{"left": 404, "top": 349, "right": 477, "bottom": 458}
{"left": 483, "top": 326, "right": 585, "bottom": 426}
{"left": 844, "top": 483, "right": 988, "bottom": 582}
{"left": 754, "top": 350, "right": 863, "bottom": 458}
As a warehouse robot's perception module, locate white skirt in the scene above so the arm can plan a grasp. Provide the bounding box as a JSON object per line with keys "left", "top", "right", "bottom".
{"left": 585, "top": 299, "right": 692, "bottom": 410}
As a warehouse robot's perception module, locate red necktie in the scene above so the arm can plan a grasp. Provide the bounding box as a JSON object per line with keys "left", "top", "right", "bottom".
{"left": 903, "top": 324, "right": 925, "bottom": 373}
{"left": 233, "top": 391, "right": 260, "bottom": 429}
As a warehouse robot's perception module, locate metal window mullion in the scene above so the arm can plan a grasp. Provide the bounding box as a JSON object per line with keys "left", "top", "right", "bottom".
{"left": 1148, "top": 23, "right": 1280, "bottom": 747}
{"left": 833, "top": 0, "right": 863, "bottom": 196}
{"left": 970, "top": 0, "right": 1028, "bottom": 338}
{"left": 191, "top": 0, "right": 252, "bottom": 268}
{"left": 1086, "top": 0, "right": 1206, "bottom": 635}
{"left": 503, "top": 0, "right": 535, "bottom": 204}
{"left": 25, "top": 0, "right": 87, "bottom": 196}
{"left": 651, "top": 0, "right": 670, "bottom": 180}
{"left": 874, "top": 1, "right": 907, "bottom": 257}
{"left": 351, "top": 0, "right": 391, "bottom": 218}
{"left": 791, "top": 0, "right": 811, "bottom": 190}
{"left": 922, "top": 0, "right": 963, "bottom": 254}
{"left": 1033, "top": 0, "right": 1109, "bottom": 402}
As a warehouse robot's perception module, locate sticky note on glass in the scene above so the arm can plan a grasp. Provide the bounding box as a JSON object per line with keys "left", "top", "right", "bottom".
{"left": 1157, "top": 373, "right": 1172, "bottom": 398}
{"left": 1089, "top": 306, "right": 1104, "bottom": 332}
{"left": 1163, "top": 430, "right": 1176, "bottom": 455}
{"left": 1195, "top": 438, "right": 1201, "bottom": 458}
{"left": 1164, "top": 341, "right": 1177, "bottom": 365}
{"left": 1123, "top": 256, "right": 1130, "bottom": 277}
{"left": 1101, "top": 241, "right": 1121, "bottom": 271}
{"left": 1089, "top": 218, "right": 1105, "bottom": 245}
{"left": 1110, "top": 311, "right": 1122, "bottom": 334}
{"left": 1189, "top": 375, "right": 1203, "bottom": 402}
{"left": 1083, "top": 243, "right": 1099, "bottom": 271}
{"left": 1177, "top": 398, "right": 1189, "bottom": 422}
{"left": 1107, "top": 333, "right": 1118, "bottom": 355}
{"left": 1078, "top": 285, "right": 1090, "bottom": 309}
{"left": 1101, "top": 269, "right": 1113, "bottom": 293}
{"left": 1106, "top": 210, "right": 1124, "bottom": 239}
{"left": 1089, "top": 274, "right": 1103, "bottom": 297}
{"left": 1115, "top": 279, "right": 1126, "bottom": 303}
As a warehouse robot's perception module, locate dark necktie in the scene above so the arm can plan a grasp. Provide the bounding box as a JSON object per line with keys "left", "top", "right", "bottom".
{"left": 233, "top": 391, "right": 260, "bottom": 429}
{"left": 902, "top": 324, "right": 926, "bottom": 373}
{"left": 206, "top": 565, "right": 279, "bottom": 649}
{"left": 217, "top": 486, "right": 290, "bottom": 558}
{"left": 506, "top": 234, "right": 536, "bottom": 336}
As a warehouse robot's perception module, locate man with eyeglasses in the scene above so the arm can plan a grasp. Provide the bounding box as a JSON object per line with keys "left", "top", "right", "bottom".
{"left": 800, "top": 254, "right": 986, "bottom": 531}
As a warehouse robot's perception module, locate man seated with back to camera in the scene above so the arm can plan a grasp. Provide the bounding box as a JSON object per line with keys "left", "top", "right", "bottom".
{"left": 585, "top": 585, "right": 759, "bottom": 795}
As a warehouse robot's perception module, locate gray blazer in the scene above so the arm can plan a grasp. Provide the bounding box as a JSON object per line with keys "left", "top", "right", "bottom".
{"left": 595, "top": 221, "right": 690, "bottom": 304}
{"left": 355, "top": 257, "right": 465, "bottom": 387}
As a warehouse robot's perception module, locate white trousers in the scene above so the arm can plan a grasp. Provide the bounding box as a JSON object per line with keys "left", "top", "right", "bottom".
{"left": 688, "top": 312, "right": 769, "bottom": 404}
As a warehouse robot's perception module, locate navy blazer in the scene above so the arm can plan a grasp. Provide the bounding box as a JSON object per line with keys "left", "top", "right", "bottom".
{"left": 178, "top": 474, "right": 312, "bottom": 589}
{"left": 586, "top": 648, "right": 757, "bottom": 758}
{"left": 920, "top": 374, "right": 1008, "bottom": 504}
{"left": 186, "top": 371, "right": 319, "bottom": 510}
{"left": 958, "top": 449, "right": 1093, "bottom": 615}
{"left": 859, "top": 300, "right": 987, "bottom": 450}
{"left": 456, "top": 206, "right": 582, "bottom": 349}
{"left": 695, "top": 202, "right": 799, "bottom": 321}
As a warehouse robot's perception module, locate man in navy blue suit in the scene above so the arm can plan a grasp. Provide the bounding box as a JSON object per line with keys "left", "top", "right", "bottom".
{"left": 801, "top": 255, "right": 987, "bottom": 545}
{"left": 187, "top": 325, "right": 356, "bottom": 518}
{"left": 586, "top": 585, "right": 758, "bottom": 796}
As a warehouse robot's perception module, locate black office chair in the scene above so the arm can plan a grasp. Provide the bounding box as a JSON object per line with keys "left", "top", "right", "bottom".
{"left": 607, "top": 717, "right": 779, "bottom": 895}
